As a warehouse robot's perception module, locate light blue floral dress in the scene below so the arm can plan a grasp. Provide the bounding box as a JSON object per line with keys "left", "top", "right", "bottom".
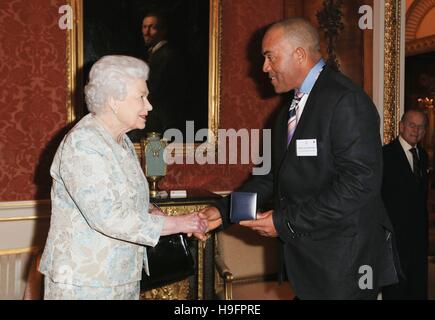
{"left": 39, "top": 114, "right": 165, "bottom": 300}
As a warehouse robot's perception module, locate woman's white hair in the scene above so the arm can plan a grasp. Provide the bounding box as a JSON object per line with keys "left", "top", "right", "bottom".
{"left": 84, "top": 55, "right": 149, "bottom": 114}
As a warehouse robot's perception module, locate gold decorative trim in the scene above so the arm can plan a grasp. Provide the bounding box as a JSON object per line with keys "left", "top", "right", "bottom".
{"left": 66, "top": 0, "right": 83, "bottom": 123}
{"left": 209, "top": 0, "right": 222, "bottom": 139}
{"left": 160, "top": 204, "right": 209, "bottom": 216}
{"left": 66, "top": 0, "right": 73, "bottom": 123}
{"left": 0, "top": 246, "right": 40, "bottom": 256}
{"left": 0, "top": 215, "right": 51, "bottom": 223}
{"left": 406, "top": 35, "right": 435, "bottom": 56}
{"left": 383, "top": 0, "right": 402, "bottom": 144}
{"left": 140, "top": 279, "right": 190, "bottom": 300}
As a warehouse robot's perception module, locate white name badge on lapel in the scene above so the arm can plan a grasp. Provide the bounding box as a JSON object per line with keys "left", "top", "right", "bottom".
{"left": 296, "top": 139, "right": 317, "bottom": 156}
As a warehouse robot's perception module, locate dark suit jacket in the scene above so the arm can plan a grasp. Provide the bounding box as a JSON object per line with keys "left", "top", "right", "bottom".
{"left": 381, "top": 138, "right": 428, "bottom": 299}
{"left": 215, "top": 65, "right": 400, "bottom": 299}
{"left": 145, "top": 42, "right": 187, "bottom": 132}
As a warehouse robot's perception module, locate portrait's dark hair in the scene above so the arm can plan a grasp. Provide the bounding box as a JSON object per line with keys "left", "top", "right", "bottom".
{"left": 142, "top": 11, "right": 168, "bottom": 32}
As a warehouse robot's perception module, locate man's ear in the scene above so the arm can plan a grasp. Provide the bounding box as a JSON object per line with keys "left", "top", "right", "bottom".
{"left": 294, "top": 47, "right": 306, "bottom": 64}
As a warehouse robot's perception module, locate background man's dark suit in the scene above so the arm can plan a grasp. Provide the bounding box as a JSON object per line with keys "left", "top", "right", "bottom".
{"left": 216, "top": 65, "right": 400, "bottom": 299}
{"left": 381, "top": 138, "right": 429, "bottom": 299}
{"left": 144, "top": 43, "right": 187, "bottom": 133}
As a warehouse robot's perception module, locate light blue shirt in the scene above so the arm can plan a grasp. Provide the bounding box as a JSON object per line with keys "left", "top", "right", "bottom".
{"left": 298, "top": 58, "right": 326, "bottom": 95}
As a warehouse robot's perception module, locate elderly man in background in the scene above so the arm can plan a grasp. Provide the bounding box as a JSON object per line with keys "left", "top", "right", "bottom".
{"left": 39, "top": 55, "right": 207, "bottom": 300}
{"left": 382, "top": 109, "right": 429, "bottom": 300}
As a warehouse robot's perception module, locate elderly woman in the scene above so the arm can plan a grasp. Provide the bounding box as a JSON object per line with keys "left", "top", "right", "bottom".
{"left": 39, "top": 55, "right": 207, "bottom": 300}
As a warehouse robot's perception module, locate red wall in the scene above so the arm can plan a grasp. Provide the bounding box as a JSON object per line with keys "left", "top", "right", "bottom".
{"left": 0, "top": 0, "right": 67, "bottom": 201}
{"left": 161, "top": 0, "right": 284, "bottom": 191}
{"left": 0, "top": 0, "right": 284, "bottom": 201}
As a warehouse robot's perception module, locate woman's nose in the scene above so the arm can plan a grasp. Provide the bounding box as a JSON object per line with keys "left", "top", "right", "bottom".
{"left": 144, "top": 99, "right": 152, "bottom": 111}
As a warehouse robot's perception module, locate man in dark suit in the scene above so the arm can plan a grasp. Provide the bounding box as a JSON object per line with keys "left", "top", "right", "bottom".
{"left": 197, "top": 18, "right": 400, "bottom": 299}
{"left": 381, "top": 109, "right": 429, "bottom": 300}
{"left": 133, "top": 12, "right": 186, "bottom": 136}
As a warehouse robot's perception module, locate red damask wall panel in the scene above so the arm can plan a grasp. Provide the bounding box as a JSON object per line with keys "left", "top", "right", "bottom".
{"left": 0, "top": 0, "right": 283, "bottom": 200}
{"left": 160, "top": 0, "right": 284, "bottom": 191}
{"left": 0, "top": 0, "right": 67, "bottom": 201}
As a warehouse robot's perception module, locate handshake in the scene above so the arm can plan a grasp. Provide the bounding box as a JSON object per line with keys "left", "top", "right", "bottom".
{"left": 190, "top": 206, "right": 277, "bottom": 240}
{"left": 151, "top": 196, "right": 278, "bottom": 239}
{"left": 150, "top": 204, "right": 222, "bottom": 239}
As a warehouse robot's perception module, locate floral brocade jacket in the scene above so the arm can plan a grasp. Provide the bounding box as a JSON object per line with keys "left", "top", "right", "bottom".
{"left": 39, "top": 114, "right": 164, "bottom": 287}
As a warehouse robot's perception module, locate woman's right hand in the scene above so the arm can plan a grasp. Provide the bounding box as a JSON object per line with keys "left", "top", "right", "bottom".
{"left": 161, "top": 213, "right": 208, "bottom": 236}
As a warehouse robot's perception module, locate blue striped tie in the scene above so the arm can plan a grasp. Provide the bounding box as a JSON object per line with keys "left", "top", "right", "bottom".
{"left": 287, "top": 91, "right": 304, "bottom": 145}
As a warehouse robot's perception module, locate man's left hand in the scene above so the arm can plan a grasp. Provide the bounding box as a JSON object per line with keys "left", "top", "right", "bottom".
{"left": 239, "top": 210, "right": 278, "bottom": 237}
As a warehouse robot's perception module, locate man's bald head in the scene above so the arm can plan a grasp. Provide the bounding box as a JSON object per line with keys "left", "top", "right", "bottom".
{"left": 269, "top": 18, "right": 321, "bottom": 60}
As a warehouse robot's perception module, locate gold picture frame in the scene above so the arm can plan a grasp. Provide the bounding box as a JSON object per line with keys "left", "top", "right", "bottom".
{"left": 382, "top": 0, "right": 402, "bottom": 145}
{"left": 66, "top": 0, "right": 221, "bottom": 153}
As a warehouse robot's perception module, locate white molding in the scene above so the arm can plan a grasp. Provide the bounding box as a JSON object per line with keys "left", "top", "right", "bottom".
{"left": 0, "top": 199, "right": 50, "bottom": 209}
{"left": 0, "top": 200, "right": 51, "bottom": 251}
{"left": 0, "top": 200, "right": 51, "bottom": 220}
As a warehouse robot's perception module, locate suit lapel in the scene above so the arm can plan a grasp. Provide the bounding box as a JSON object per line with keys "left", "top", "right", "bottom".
{"left": 392, "top": 139, "right": 415, "bottom": 179}
{"left": 286, "top": 66, "right": 329, "bottom": 151}
{"left": 417, "top": 145, "right": 428, "bottom": 176}
{"left": 275, "top": 103, "right": 291, "bottom": 171}
{"left": 276, "top": 67, "right": 329, "bottom": 176}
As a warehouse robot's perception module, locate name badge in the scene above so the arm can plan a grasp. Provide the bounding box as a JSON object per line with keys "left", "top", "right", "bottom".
{"left": 296, "top": 139, "right": 317, "bottom": 156}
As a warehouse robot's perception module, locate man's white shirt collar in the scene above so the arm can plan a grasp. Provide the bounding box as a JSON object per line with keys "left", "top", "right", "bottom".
{"left": 398, "top": 135, "right": 417, "bottom": 171}
{"left": 149, "top": 40, "right": 167, "bottom": 55}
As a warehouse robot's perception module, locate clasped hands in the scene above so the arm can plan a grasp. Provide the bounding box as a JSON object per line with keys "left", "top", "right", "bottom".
{"left": 149, "top": 204, "right": 208, "bottom": 236}
{"left": 191, "top": 207, "right": 278, "bottom": 241}
{"left": 150, "top": 204, "right": 277, "bottom": 240}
